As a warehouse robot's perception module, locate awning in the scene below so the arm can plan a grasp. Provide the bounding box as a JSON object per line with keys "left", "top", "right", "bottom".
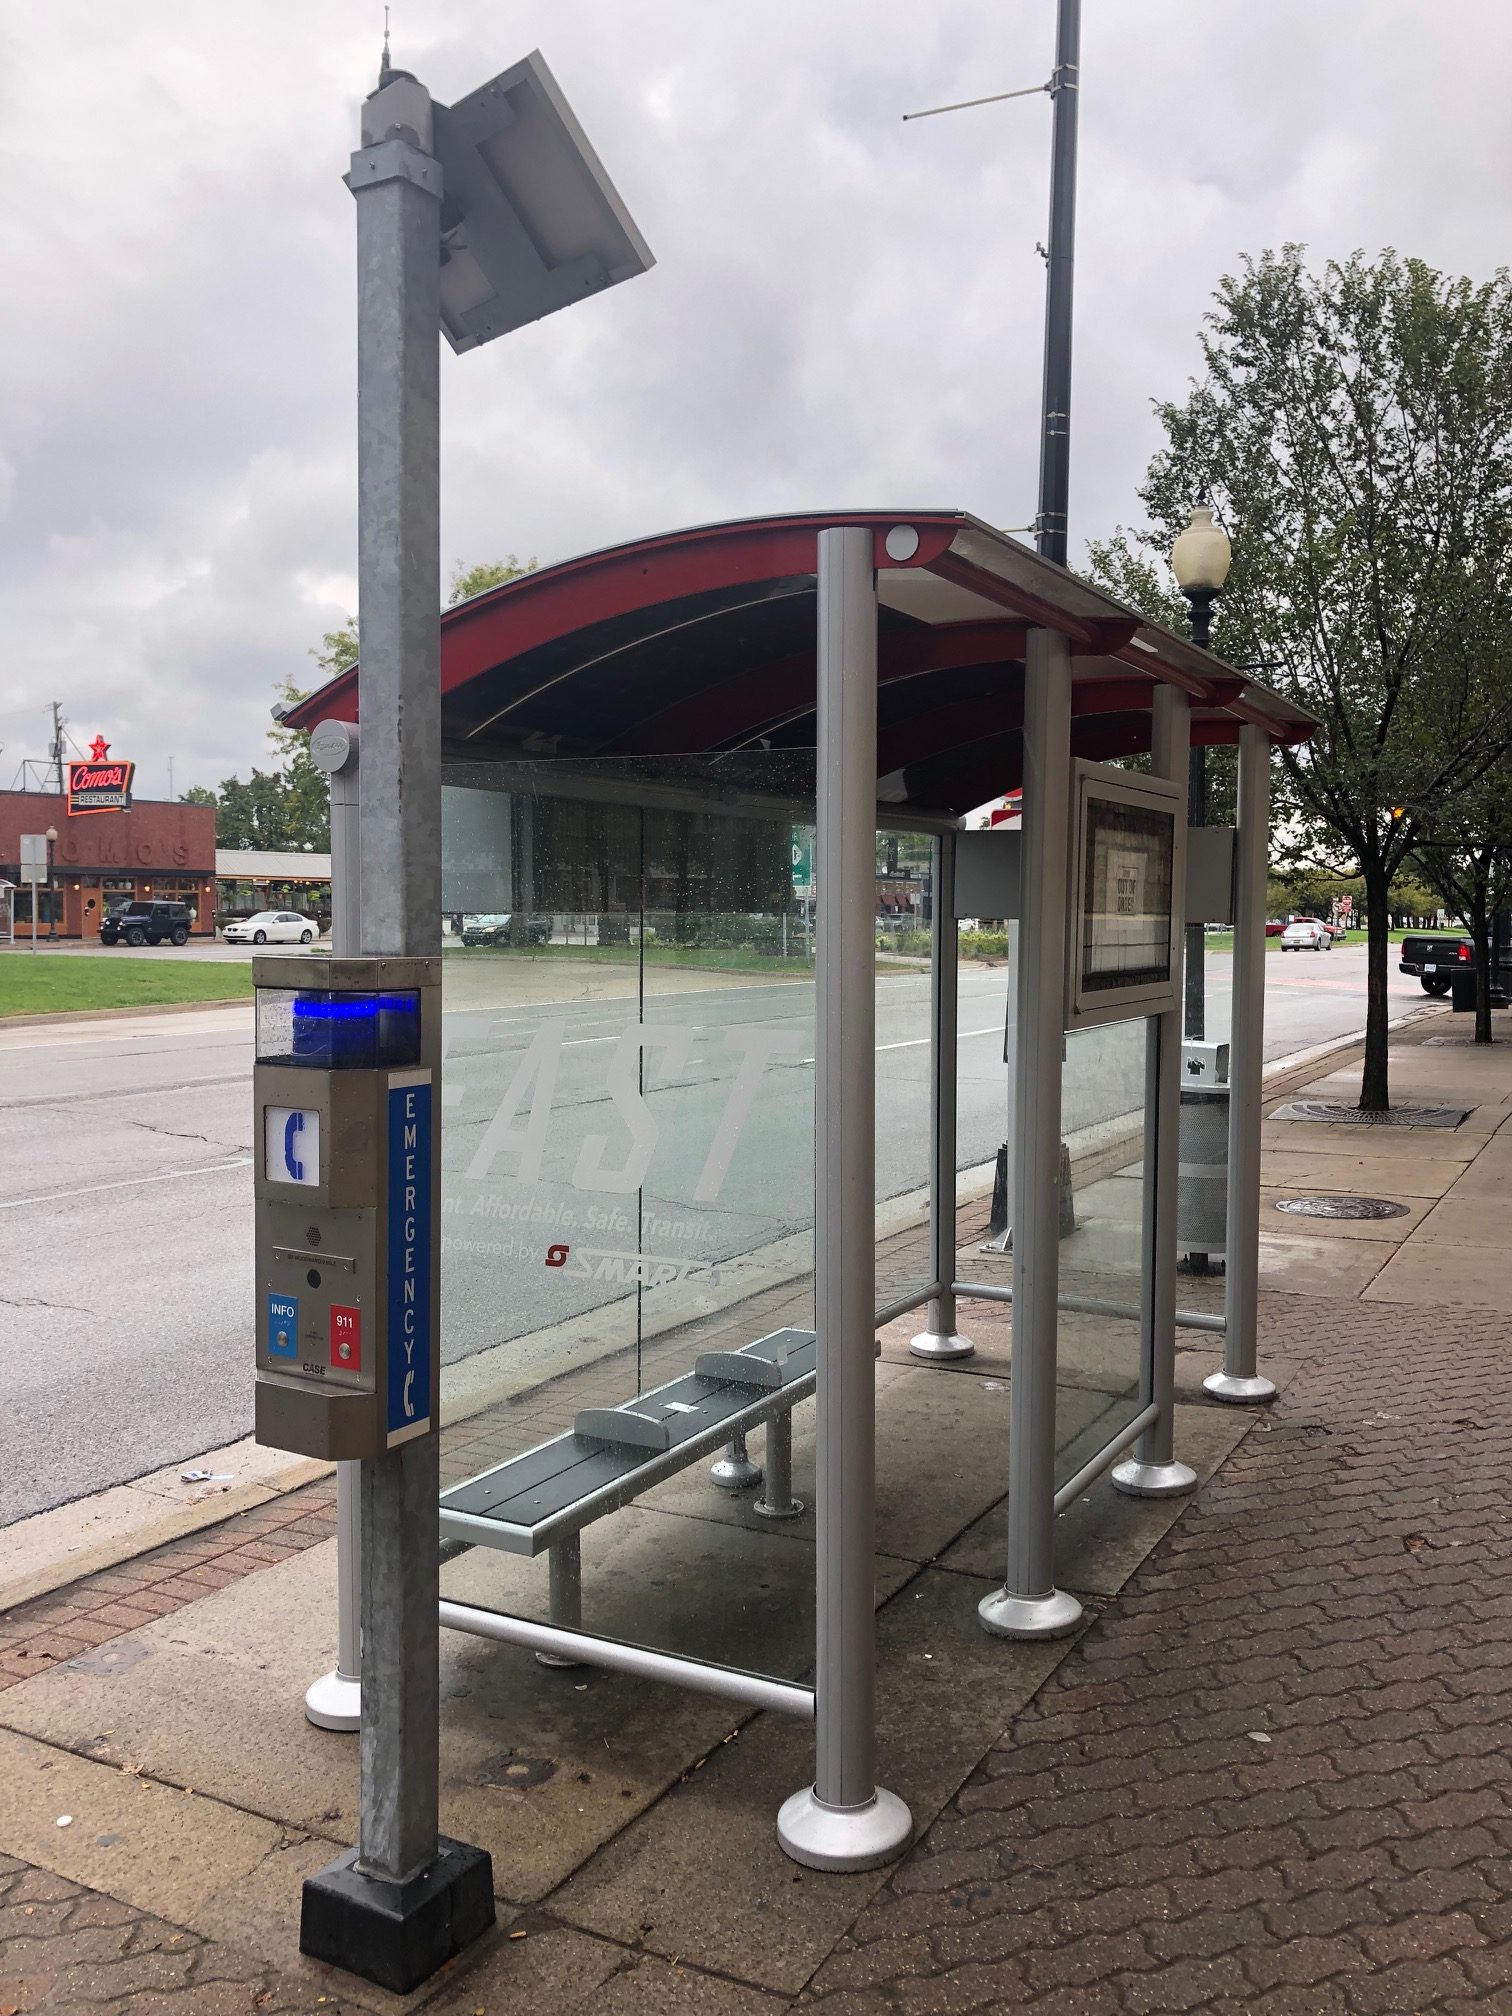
{"left": 288, "top": 511, "right": 1317, "bottom": 820}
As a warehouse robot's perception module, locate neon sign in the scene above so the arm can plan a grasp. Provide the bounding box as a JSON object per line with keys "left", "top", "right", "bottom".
{"left": 67, "top": 756, "right": 135, "bottom": 816}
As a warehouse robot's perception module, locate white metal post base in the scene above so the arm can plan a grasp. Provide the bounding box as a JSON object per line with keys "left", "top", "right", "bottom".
{"left": 777, "top": 1785, "right": 912, "bottom": 1872}
{"left": 1203, "top": 1370, "right": 1277, "bottom": 1405}
{"left": 710, "top": 1429, "right": 763, "bottom": 1492}
{"left": 908, "top": 1327, "right": 975, "bottom": 1361}
{"left": 1111, "top": 1457, "right": 1198, "bottom": 1499}
{"left": 305, "top": 1670, "right": 362, "bottom": 1733}
{"left": 977, "top": 1586, "right": 1083, "bottom": 1640}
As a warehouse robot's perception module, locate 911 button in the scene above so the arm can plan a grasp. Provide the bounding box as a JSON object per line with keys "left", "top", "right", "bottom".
{"left": 330, "top": 1305, "right": 361, "bottom": 1372}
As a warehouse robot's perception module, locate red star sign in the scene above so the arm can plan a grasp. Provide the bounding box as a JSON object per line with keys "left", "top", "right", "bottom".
{"left": 88, "top": 735, "right": 110, "bottom": 760}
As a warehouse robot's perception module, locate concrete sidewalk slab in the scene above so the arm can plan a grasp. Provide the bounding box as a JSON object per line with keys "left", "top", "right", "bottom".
{"left": 1257, "top": 1230, "right": 1397, "bottom": 1296}
{"left": 1257, "top": 1148, "right": 1471, "bottom": 1198}
{"left": 1363, "top": 1237, "right": 1512, "bottom": 1312}
{"left": 553, "top": 1563, "right": 1074, "bottom": 1999}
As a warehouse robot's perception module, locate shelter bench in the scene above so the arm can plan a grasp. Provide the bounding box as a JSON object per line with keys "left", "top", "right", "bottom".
{"left": 438, "top": 1327, "right": 816, "bottom": 1658}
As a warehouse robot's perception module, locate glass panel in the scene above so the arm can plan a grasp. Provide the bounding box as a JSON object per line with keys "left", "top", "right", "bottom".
{"left": 437, "top": 753, "right": 818, "bottom": 1686}
{"left": 873, "top": 829, "right": 937, "bottom": 1313}
{"left": 1054, "top": 1015, "right": 1150, "bottom": 1487}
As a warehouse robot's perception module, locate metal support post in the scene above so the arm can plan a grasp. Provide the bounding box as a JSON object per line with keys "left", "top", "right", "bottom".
{"left": 755, "top": 1409, "right": 805, "bottom": 1520}
{"left": 352, "top": 67, "right": 446, "bottom": 1893}
{"left": 912, "top": 830, "right": 974, "bottom": 1359}
{"left": 710, "top": 1428, "right": 763, "bottom": 1492}
{"left": 979, "top": 629, "right": 1082, "bottom": 1640}
{"left": 299, "top": 63, "right": 493, "bottom": 1993}
{"left": 1114, "top": 689, "right": 1199, "bottom": 1498}
{"left": 779, "top": 526, "right": 911, "bottom": 1872}
{"left": 534, "top": 1534, "right": 585, "bottom": 1668}
{"left": 305, "top": 720, "right": 363, "bottom": 1734}
{"left": 1207, "top": 724, "right": 1277, "bottom": 1403}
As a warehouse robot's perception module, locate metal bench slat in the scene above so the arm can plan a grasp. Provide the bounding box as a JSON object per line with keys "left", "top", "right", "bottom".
{"left": 439, "top": 1327, "right": 819, "bottom": 1545}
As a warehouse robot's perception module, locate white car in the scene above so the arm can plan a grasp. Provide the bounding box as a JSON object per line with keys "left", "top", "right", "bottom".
{"left": 223, "top": 909, "right": 320, "bottom": 945}
{"left": 1279, "top": 918, "right": 1331, "bottom": 951}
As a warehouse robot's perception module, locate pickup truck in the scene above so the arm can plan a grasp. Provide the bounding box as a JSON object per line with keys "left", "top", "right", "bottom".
{"left": 1398, "top": 931, "right": 1471, "bottom": 996}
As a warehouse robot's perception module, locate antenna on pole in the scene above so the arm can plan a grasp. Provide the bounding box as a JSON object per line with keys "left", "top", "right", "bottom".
{"left": 378, "top": 5, "right": 392, "bottom": 86}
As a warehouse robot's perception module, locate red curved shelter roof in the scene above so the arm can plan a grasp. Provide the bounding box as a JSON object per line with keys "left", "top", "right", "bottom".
{"left": 288, "top": 510, "right": 1315, "bottom": 820}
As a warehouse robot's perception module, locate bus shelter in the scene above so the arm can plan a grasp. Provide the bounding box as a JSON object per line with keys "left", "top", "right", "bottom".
{"left": 292, "top": 509, "right": 1315, "bottom": 1871}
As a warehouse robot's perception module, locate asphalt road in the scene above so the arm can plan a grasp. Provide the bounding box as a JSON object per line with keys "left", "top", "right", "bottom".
{"left": 0, "top": 939, "right": 1426, "bottom": 1526}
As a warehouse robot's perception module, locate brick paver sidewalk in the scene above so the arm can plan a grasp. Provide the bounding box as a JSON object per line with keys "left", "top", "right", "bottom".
{"left": 7, "top": 1295, "right": 1511, "bottom": 2012}
{"left": 798, "top": 1294, "right": 1512, "bottom": 2015}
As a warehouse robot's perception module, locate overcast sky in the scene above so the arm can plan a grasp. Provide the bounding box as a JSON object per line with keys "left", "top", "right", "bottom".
{"left": 1, "top": 1, "right": 1506, "bottom": 798}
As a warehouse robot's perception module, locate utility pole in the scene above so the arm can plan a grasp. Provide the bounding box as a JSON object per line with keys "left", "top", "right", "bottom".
{"left": 1035, "top": 0, "right": 1081, "bottom": 567}
{"left": 49, "top": 702, "right": 65, "bottom": 797}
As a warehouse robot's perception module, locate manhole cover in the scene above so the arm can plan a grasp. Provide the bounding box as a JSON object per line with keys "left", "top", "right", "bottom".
{"left": 1275, "top": 1195, "right": 1410, "bottom": 1221}
{"left": 1270, "top": 1101, "right": 1470, "bottom": 1129}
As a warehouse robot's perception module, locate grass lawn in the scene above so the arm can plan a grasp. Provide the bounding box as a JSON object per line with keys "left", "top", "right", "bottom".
{"left": 0, "top": 955, "right": 254, "bottom": 1019}
{"left": 447, "top": 942, "right": 931, "bottom": 978}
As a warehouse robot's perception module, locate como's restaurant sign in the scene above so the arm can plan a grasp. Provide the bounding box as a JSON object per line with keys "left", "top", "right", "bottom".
{"left": 68, "top": 757, "right": 135, "bottom": 815}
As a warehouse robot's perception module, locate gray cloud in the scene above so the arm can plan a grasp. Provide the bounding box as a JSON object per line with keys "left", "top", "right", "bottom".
{"left": 1, "top": 0, "right": 1505, "bottom": 795}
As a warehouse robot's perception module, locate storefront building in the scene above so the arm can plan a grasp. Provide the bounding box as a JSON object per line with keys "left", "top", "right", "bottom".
{"left": 0, "top": 789, "right": 217, "bottom": 940}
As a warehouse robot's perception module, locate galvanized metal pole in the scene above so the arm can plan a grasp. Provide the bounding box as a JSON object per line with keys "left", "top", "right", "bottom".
{"left": 352, "top": 67, "right": 444, "bottom": 1887}
{"left": 306, "top": 719, "right": 363, "bottom": 1733}
{"left": 301, "top": 68, "right": 492, "bottom": 1993}
{"left": 1206, "top": 723, "right": 1277, "bottom": 1404}
{"left": 1035, "top": 0, "right": 1080, "bottom": 567}
{"left": 979, "top": 628, "right": 1081, "bottom": 1639}
{"left": 911, "top": 829, "right": 974, "bottom": 1359}
{"left": 779, "top": 526, "right": 911, "bottom": 1872}
{"left": 1114, "top": 687, "right": 1198, "bottom": 1496}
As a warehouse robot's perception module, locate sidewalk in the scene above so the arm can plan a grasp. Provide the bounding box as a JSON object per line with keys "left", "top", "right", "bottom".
{"left": 4, "top": 1010, "right": 1512, "bottom": 2013}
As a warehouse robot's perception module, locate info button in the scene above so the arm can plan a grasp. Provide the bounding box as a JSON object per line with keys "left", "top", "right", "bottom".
{"left": 330, "top": 1305, "right": 362, "bottom": 1372}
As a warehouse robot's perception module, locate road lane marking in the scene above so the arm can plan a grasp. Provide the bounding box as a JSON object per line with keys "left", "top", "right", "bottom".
{"left": 0, "top": 1157, "right": 253, "bottom": 1212}
{"left": 799, "top": 1026, "right": 1001, "bottom": 1066}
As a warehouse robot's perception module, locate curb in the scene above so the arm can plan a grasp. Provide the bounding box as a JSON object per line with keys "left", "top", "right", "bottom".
{"left": 1, "top": 995, "right": 251, "bottom": 1030}
{"left": 0, "top": 1458, "right": 333, "bottom": 1615}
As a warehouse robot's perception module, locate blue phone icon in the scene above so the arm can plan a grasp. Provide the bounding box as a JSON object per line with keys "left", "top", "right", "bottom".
{"left": 284, "top": 1110, "right": 306, "bottom": 1183}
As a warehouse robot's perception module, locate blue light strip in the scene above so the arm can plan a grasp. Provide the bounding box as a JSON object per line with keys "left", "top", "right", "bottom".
{"left": 291, "top": 992, "right": 419, "bottom": 1021}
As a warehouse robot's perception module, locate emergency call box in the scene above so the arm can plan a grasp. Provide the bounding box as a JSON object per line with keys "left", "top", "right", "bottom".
{"left": 251, "top": 955, "right": 441, "bottom": 1463}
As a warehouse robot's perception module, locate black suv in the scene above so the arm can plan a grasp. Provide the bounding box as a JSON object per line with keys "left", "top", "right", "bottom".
{"left": 460, "top": 913, "right": 552, "bottom": 947}
{"left": 101, "top": 901, "right": 192, "bottom": 947}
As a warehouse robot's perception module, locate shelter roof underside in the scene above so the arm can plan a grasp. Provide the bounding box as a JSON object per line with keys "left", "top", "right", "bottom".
{"left": 288, "top": 511, "right": 1316, "bottom": 822}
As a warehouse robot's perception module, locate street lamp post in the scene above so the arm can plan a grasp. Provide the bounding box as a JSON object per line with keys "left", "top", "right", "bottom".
{"left": 1170, "top": 501, "right": 1232, "bottom": 1042}
{"left": 45, "top": 826, "right": 59, "bottom": 940}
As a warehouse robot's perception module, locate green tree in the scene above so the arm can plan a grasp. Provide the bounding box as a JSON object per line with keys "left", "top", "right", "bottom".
{"left": 448, "top": 555, "right": 535, "bottom": 604}
{"left": 1087, "top": 248, "right": 1512, "bottom": 1110}
{"left": 304, "top": 557, "right": 535, "bottom": 682}
{"left": 1410, "top": 760, "right": 1512, "bottom": 1041}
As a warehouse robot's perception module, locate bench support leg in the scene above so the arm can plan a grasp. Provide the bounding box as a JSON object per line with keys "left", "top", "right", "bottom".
{"left": 710, "top": 1428, "right": 763, "bottom": 1493}
{"left": 755, "top": 1411, "right": 804, "bottom": 1520}
{"left": 535, "top": 1535, "right": 584, "bottom": 1670}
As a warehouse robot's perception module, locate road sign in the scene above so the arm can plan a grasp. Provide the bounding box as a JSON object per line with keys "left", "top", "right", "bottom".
{"left": 791, "top": 830, "right": 812, "bottom": 894}
{"left": 19, "top": 834, "right": 47, "bottom": 874}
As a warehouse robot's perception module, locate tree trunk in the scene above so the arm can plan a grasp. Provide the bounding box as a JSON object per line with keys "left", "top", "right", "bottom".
{"left": 1360, "top": 860, "right": 1392, "bottom": 1112}
{"left": 1471, "top": 881, "right": 1493, "bottom": 1045}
